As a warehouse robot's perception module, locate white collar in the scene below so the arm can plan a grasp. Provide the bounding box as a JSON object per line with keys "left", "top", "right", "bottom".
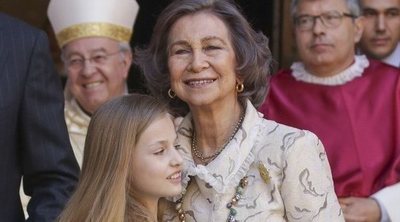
{"left": 382, "top": 42, "right": 400, "bottom": 68}
{"left": 176, "top": 100, "right": 262, "bottom": 195}
{"left": 291, "top": 55, "right": 370, "bottom": 86}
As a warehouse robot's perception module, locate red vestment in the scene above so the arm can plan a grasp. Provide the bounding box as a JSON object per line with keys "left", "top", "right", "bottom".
{"left": 261, "top": 60, "right": 400, "bottom": 197}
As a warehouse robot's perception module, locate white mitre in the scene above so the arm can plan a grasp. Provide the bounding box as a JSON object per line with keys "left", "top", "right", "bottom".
{"left": 48, "top": 0, "right": 139, "bottom": 47}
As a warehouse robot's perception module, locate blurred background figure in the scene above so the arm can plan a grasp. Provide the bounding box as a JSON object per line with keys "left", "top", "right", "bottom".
{"left": 261, "top": 0, "right": 400, "bottom": 221}
{"left": 58, "top": 94, "right": 183, "bottom": 222}
{"left": 0, "top": 13, "right": 79, "bottom": 221}
{"left": 358, "top": 0, "right": 400, "bottom": 68}
{"left": 47, "top": 0, "right": 139, "bottom": 167}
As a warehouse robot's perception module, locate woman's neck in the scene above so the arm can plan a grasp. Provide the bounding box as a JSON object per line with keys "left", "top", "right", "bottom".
{"left": 191, "top": 100, "right": 243, "bottom": 161}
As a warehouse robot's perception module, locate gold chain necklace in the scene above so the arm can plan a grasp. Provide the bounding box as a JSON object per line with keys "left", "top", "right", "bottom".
{"left": 175, "top": 176, "right": 249, "bottom": 222}
{"left": 191, "top": 112, "right": 244, "bottom": 164}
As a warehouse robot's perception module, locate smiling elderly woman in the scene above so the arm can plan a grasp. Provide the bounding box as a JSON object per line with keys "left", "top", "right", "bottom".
{"left": 135, "top": 0, "right": 344, "bottom": 221}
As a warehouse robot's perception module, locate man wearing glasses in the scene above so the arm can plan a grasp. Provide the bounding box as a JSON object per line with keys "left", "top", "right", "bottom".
{"left": 47, "top": 0, "right": 139, "bottom": 167}
{"left": 261, "top": 0, "right": 400, "bottom": 221}
{"left": 358, "top": 0, "right": 400, "bottom": 68}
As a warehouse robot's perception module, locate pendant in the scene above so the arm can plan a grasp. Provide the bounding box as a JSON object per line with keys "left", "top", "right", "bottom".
{"left": 257, "top": 161, "right": 270, "bottom": 184}
{"left": 176, "top": 176, "right": 249, "bottom": 222}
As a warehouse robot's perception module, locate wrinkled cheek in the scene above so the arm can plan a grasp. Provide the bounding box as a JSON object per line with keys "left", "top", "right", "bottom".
{"left": 169, "top": 69, "right": 183, "bottom": 89}
{"left": 168, "top": 67, "right": 179, "bottom": 81}
{"left": 169, "top": 57, "right": 188, "bottom": 73}
{"left": 67, "top": 74, "right": 83, "bottom": 91}
{"left": 170, "top": 80, "right": 181, "bottom": 93}
{"left": 169, "top": 72, "right": 180, "bottom": 85}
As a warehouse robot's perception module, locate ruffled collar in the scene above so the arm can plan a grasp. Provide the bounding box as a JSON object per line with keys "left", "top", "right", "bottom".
{"left": 175, "top": 100, "right": 264, "bottom": 197}
{"left": 291, "top": 55, "right": 370, "bottom": 85}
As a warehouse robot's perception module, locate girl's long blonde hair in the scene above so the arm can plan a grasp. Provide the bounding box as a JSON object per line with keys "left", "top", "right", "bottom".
{"left": 58, "top": 94, "right": 170, "bottom": 222}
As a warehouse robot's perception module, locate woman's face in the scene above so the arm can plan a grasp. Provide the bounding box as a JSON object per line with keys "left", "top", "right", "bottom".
{"left": 130, "top": 114, "right": 183, "bottom": 203}
{"left": 167, "top": 12, "right": 239, "bottom": 109}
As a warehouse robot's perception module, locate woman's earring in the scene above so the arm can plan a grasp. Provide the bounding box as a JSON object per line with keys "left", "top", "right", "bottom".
{"left": 168, "top": 89, "right": 176, "bottom": 99}
{"left": 236, "top": 83, "right": 244, "bottom": 93}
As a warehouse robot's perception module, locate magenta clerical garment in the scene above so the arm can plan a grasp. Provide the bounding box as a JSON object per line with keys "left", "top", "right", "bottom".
{"left": 261, "top": 59, "right": 400, "bottom": 198}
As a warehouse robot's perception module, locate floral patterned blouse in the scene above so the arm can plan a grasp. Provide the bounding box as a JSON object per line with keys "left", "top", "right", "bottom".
{"left": 164, "top": 100, "right": 344, "bottom": 222}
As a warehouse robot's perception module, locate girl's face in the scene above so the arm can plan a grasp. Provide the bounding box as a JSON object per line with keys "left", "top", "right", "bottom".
{"left": 130, "top": 114, "right": 183, "bottom": 204}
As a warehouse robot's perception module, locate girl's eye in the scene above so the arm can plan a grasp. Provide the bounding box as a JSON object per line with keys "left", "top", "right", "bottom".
{"left": 154, "top": 148, "right": 165, "bottom": 155}
{"left": 174, "top": 49, "right": 190, "bottom": 55}
{"left": 174, "top": 144, "right": 181, "bottom": 150}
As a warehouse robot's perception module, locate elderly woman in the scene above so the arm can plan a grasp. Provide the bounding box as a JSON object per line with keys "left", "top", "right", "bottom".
{"left": 136, "top": 0, "right": 343, "bottom": 221}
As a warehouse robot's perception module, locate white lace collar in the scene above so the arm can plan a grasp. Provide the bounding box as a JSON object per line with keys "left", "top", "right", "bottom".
{"left": 291, "top": 55, "right": 370, "bottom": 85}
{"left": 175, "top": 100, "right": 263, "bottom": 195}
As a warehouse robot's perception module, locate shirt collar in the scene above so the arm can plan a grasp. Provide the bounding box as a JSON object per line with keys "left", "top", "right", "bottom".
{"left": 382, "top": 42, "right": 400, "bottom": 68}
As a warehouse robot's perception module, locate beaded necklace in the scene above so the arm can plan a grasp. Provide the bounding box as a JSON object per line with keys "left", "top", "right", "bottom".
{"left": 191, "top": 112, "right": 245, "bottom": 164}
{"left": 175, "top": 176, "right": 249, "bottom": 222}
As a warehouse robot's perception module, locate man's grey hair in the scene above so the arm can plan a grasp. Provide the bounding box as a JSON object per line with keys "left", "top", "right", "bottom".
{"left": 118, "top": 42, "right": 132, "bottom": 53}
{"left": 291, "top": 0, "right": 361, "bottom": 18}
{"left": 117, "top": 42, "right": 132, "bottom": 61}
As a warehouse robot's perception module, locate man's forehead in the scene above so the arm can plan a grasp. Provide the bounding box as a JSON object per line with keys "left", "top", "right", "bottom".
{"left": 296, "top": 0, "right": 348, "bottom": 14}
{"left": 361, "top": 0, "right": 400, "bottom": 9}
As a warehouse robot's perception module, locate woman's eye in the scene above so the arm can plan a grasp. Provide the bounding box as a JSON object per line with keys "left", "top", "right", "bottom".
{"left": 174, "top": 49, "right": 190, "bottom": 55}
{"left": 205, "top": 45, "right": 221, "bottom": 51}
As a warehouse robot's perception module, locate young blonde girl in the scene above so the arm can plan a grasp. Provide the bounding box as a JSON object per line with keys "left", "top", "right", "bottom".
{"left": 58, "top": 94, "right": 183, "bottom": 222}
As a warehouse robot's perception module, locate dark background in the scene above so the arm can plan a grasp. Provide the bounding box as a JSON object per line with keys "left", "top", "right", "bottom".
{"left": 1, "top": 0, "right": 283, "bottom": 92}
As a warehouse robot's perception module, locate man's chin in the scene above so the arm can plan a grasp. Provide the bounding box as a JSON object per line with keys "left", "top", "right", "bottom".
{"left": 369, "top": 49, "right": 393, "bottom": 60}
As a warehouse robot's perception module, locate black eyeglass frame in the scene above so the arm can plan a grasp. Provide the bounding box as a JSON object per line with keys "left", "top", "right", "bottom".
{"left": 294, "top": 11, "right": 357, "bottom": 31}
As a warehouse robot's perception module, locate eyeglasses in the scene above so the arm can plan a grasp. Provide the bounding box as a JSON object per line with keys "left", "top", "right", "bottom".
{"left": 65, "top": 51, "right": 122, "bottom": 70}
{"left": 294, "top": 10, "right": 356, "bottom": 31}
